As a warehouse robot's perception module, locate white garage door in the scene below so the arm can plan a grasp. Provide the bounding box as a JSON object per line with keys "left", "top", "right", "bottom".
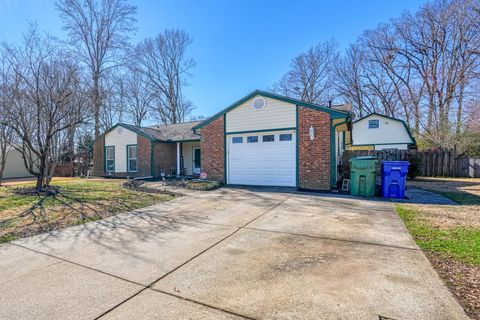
{"left": 227, "top": 130, "right": 296, "bottom": 186}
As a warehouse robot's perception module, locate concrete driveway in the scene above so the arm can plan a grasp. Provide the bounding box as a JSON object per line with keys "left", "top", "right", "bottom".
{"left": 0, "top": 187, "right": 467, "bottom": 320}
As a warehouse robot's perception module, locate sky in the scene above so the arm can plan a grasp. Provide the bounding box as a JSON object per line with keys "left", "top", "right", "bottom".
{"left": 0, "top": 0, "right": 427, "bottom": 119}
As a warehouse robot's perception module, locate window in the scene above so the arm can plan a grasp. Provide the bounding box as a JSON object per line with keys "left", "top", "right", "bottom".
{"left": 105, "top": 146, "right": 115, "bottom": 172}
{"left": 279, "top": 133, "right": 292, "bottom": 141}
{"left": 247, "top": 136, "right": 258, "bottom": 143}
{"left": 232, "top": 137, "right": 243, "bottom": 144}
{"left": 127, "top": 145, "right": 137, "bottom": 172}
{"left": 368, "top": 119, "right": 379, "bottom": 129}
{"left": 262, "top": 135, "right": 274, "bottom": 142}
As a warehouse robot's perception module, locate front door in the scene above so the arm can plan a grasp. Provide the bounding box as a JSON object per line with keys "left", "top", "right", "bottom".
{"left": 193, "top": 147, "right": 201, "bottom": 175}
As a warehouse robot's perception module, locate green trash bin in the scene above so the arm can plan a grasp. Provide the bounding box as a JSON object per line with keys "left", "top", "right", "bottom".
{"left": 349, "top": 156, "right": 378, "bottom": 197}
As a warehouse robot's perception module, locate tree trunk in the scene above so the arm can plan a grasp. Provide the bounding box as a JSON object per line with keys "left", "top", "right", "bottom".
{"left": 35, "top": 175, "right": 43, "bottom": 192}
{"left": 456, "top": 81, "right": 464, "bottom": 135}
{"left": 93, "top": 75, "right": 101, "bottom": 138}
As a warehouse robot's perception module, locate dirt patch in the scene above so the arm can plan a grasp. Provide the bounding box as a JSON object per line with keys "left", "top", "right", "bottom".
{"left": 403, "top": 203, "right": 480, "bottom": 229}
{"left": 407, "top": 177, "right": 480, "bottom": 228}
{"left": 427, "top": 252, "right": 480, "bottom": 320}
{"left": 409, "top": 177, "right": 480, "bottom": 196}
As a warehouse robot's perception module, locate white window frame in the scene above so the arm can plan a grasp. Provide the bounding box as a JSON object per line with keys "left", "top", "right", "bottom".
{"left": 368, "top": 119, "right": 380, "bottom": 129}
{"left": 105, "top": 146, "right": 115, "bottom": 172}
{"left": 127, "top": 144, "right": 138, "bottom": 172}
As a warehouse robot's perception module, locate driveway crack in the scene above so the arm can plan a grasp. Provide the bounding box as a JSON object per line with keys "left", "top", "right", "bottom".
{"left": 94, "top": 195, "right": 291, "bottom": 319}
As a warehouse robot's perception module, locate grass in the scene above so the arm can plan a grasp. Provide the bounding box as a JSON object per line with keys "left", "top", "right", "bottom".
{"left": 0, "top": 178, "right": 173, "bottom": 243}
{"left": 397, "top": 205, "right": 480, "bottom": 265}
{"left": 400, "top": 177, "right": 480, "bottom": 318}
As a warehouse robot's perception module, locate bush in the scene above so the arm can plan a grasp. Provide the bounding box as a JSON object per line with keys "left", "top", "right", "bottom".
{"left": 186, "top": 180, "right": 223, "bottom": 191}
{"left": 407, "top": 154, "right": 422, "bottom": 179}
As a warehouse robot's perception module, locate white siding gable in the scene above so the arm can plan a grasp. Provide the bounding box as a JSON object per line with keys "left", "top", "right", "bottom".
{"left": 226, "top": 96, "right": 296, "bottom": 133}
{"left": 352, "top": 115, "right": 413, "bottom": 148}
{"left": 105, "top": 126, "right": 137, "bottom": 173}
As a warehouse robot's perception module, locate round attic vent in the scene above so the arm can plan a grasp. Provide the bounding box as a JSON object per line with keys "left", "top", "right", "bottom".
{"left": 251, "top": 97, "right": 266, "bottom": 110}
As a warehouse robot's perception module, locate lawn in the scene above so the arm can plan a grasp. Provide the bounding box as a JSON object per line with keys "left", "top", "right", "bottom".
{"left": 398, "top": 177, "right": 480, "bottom": 319}
{"left": 0, "top": 178, "right": 173, "bottom": 243}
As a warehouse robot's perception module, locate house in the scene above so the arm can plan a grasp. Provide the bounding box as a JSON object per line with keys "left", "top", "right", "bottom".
{"left": 93, "top": 122, "right": 201, "bottom": 178}
{"left": 93, "top": 90, "right": 352, "bottom": 190}
{"left": 348, "top": 113, "right": 415, "bottom": 151}
{"left": 0, "top": 145, "right": 33, "bottom": 180}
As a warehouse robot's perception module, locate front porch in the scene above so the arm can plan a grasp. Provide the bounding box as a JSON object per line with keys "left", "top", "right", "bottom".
{"left": 173, "top": 140, "right": 201, "bottom": 178}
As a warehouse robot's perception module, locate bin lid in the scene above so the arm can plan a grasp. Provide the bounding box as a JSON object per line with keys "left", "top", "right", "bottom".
{"left": 350, "top": 156, "right": 378, "bottom": 162}
{"left": 381, "top": 160, "right": 410, "bottom": 165}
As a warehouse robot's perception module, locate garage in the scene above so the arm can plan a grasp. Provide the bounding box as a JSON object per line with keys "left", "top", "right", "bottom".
{"left": 227, "top": 130, "right": 296, "bottom": 186}
{"left": 193, "top": 90, "right": 351, "bottom": 190}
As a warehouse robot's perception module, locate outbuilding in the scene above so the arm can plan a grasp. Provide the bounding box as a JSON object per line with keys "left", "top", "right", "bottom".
{"left": 348, "top": 113, "right": 416, "bottom": 151}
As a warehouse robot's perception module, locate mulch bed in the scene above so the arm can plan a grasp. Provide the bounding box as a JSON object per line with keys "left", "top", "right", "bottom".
{"left": 122, "top": 180, "right": 180, "bottom": 197}
{"left": 427, "top": 252, "right": 480, "bottom": 319}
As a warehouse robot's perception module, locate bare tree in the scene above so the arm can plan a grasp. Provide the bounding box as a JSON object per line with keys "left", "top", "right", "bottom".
{"left": 2, "top": 27, "right": 87, "bottom": 192}
{"left": 100, "top": 71, "right": 125, "bottom": 130}
{"left": 56, "top": 0, "right": 137, "bottom": 138}
{"left": 135, "top": 29, "right": 195, "bottom": 124}
{"left": 121, "top": 69, "right": 153, "bottom": 126}
{"left": 333, "top": 0, "right": 480, "bottom": 150}
{"left": 272, "top": 39, "right": 339, "bottom": 104}
{"left": 334, "top": 43, "right": 368, "bottom": 117}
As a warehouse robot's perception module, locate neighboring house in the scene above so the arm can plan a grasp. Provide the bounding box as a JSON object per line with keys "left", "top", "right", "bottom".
{"left": 0, "top": 145, "right": 33, "bottom": 180}
{"left": 93, "top": 121, "right": 201, "bottom": 178}
{"left": 348, "top": 113, "right": 416, "bottom": 151}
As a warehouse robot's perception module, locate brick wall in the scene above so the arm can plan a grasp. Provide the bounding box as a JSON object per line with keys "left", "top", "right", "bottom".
{"left": 153, "top": 142, "right": 176, "bottom": 177}
{"left": 93, "top": 135, "right": 105, "bottom": 176}
{"left": 200, "top": 116, "right": 225, "bottom": 182}
{"left": 136, "top": 135, "right": 152, "bottom": 177}
{"left": 298, "top": 106, "right": 331, "bottom": 190}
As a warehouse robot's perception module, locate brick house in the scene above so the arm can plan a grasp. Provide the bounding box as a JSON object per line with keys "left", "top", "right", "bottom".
{"left": 93, "top": 90, "right": 352, "bottom": 190}
{"left": 93, "top": 122, "right": 201, "bottom": 178}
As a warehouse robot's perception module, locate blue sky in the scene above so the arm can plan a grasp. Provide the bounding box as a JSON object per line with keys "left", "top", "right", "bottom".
{"left": 0, "top": 0, "right": 426, "bottom": 119}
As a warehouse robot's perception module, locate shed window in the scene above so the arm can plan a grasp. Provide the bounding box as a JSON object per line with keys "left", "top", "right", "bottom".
{"left": 368, "top": 119, "right": 379, "bottom": 129}
{"left": 105, "top": 146, "right": 115, "bottom": 172}
{"left": 127, "top": 145, "right": 137, "bottom": 172}
{"left": 279, "top": 134, "right": 292, "bottom": 141}
{"left": 262, "top": 135, "right": 274, "bottom": 142}
{"left": 232, "top": 137, "right": 243, "bottom": 144}
{"left": 247, "top": 136, "right": 258, "bottom": 143}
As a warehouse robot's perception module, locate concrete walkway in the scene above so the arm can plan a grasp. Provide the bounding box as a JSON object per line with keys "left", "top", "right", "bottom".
{"left": 0, "top": 188, "right": 467, "bottom": 320}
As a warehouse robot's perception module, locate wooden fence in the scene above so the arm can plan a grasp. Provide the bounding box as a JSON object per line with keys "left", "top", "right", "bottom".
{"left": 340, "top": 149, "right": 480, "bottom": 178}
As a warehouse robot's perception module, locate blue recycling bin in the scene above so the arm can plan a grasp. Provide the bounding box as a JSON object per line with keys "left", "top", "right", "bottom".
{"left": 381, "top": 161, "right": 410, "bottom": 199}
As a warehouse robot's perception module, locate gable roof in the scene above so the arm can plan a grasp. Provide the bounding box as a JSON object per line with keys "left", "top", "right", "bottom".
{"left": 352, "top": 112, "right": 416, "bottom": 144}
{"left": 105, "top": 121, "right": 201, "bottom": 143}
{"left": 192, "top": 90, "right": 350, "bottom": 131}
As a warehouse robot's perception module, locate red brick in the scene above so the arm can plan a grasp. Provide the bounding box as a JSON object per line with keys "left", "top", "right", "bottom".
{"left": 298, "top": 106, "right": 331, "bottom": 190}
{"left": 92, "top": 135, "right": 105, "bottom": 176}
{"left": 200, "top": 116, "right": 225, "bottom": 182}
{"left": 153, "top": 142, "right": 176, "bottom": 177}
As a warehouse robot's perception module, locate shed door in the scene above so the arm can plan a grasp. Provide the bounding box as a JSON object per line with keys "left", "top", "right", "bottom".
{"left": 227, "top": 130, "right": 296, "bottom": 187}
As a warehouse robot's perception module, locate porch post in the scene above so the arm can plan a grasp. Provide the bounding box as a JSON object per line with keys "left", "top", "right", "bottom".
{"left": 176, "top": 142, "right": 181, "bottom": 177}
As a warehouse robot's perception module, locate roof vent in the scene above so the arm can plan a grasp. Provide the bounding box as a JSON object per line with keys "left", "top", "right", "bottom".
{"left": 252, "top": 97, "right": 266, "bottom": 110}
